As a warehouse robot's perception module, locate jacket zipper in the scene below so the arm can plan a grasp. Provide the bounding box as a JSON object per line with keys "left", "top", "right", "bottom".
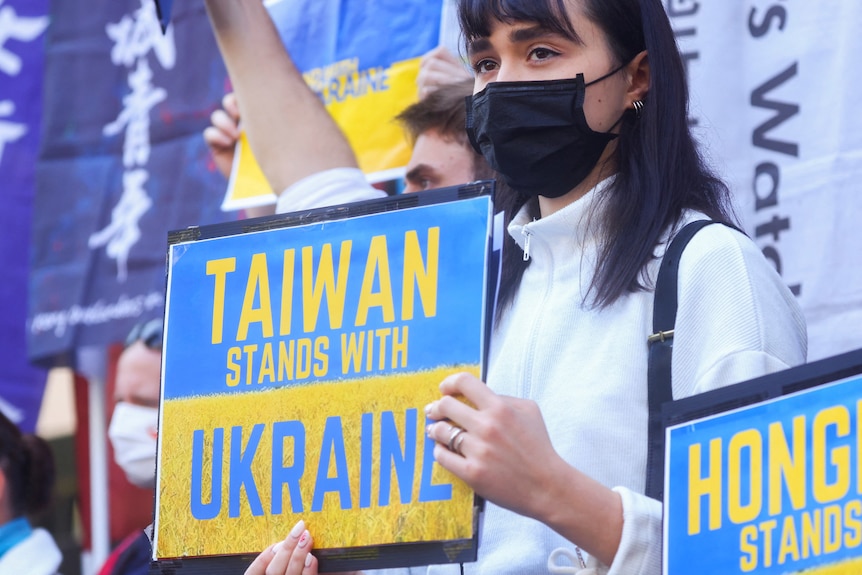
{"left": 522, "top": 227, "right": 532, "bottom": 261}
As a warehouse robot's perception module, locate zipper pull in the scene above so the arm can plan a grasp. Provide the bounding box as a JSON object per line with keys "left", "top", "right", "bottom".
{"left": 522, "top": 228, "right": 532, "bottom": 261}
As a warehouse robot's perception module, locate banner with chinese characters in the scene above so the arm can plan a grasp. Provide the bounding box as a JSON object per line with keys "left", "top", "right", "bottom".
{"left": 665, "top": 373, "right": 862, "bottom": 575}
{"left": 221, "top": 0, "right": 444, "bottom": 210}
{"left": 0, "top": 0, "right": 50, "bottom": 431}
{"left": 154, "top": 191, "right": 492, "bottom": 571}
{"left": 665, "top": 1, "right": 862, "bottom": 361}
{"left": 27, "top": 0, "right": 235, "bottom": 365}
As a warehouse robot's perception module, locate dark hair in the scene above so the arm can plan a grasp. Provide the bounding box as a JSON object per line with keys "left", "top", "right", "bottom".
{"left": 459, "top": 0, "right": 736, "bottom": 311}
{"left": 395, "top": 79, "right": 496, "bottom": 182}
{"left": 0, "top": 412, "right": 55, "bottom": 518}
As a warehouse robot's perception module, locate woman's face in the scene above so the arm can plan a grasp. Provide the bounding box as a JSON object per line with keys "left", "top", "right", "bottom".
{"left": 466, "top": 0, "right": 630, "bottom": 134}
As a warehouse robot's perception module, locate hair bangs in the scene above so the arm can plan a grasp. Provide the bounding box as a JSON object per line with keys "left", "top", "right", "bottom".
{"left": 458, "top": 0, "right": 576, "bottom": 43}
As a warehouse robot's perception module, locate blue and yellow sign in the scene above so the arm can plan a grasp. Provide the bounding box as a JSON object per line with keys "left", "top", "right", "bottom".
{"left": 665, "top": 375, "right": 862, "bottom": 574}
{"left": 223, "top": 0, "right": 444, "bottom": 209}
{"left": 154, "top": 196, "right": 490, "bottom": 559}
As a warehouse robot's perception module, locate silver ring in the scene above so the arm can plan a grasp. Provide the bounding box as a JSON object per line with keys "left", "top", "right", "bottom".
{"left": 447, "top": 426, "right": 466, "bottom": 455}
{"left": 453, "top": 430, "right": 466, "bottom": 456}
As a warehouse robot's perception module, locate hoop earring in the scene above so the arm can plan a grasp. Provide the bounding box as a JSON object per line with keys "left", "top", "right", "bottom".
{"left": 632, "top": 99, "right": 644, "bottom": 118}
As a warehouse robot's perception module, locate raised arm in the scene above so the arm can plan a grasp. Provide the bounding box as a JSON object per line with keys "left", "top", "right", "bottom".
{"left": 203, "top": 0, "right": 358, "bottom": 195}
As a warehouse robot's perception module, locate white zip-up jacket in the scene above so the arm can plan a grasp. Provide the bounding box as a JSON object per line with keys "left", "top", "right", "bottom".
{"left": 467, "top": 178, "right": 806, "bottom": 575}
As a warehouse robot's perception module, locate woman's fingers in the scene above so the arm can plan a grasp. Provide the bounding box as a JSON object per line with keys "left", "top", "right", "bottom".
{"left": 264, "top": 520, "right": 309, "bottom": 575}
{"left": 244, "top": 544, "right": 277, "bottom": 575}
{"left": 423, "top": 372, "right": 497, "bottom": 467}
{"left": 283, "top": 530, "right": 316, "bottom": 574}
{"left": 441, "top": 371, "right": 496, "bottom": 409}
{"left": 425, "top": 394, "right": 476, "bottom": 431}
{"left": 426, "top": 424, "right": 474, "bottom": 477}
{"left": 243, "top": 520, "right": 321, "bottom": 575}
{"left": 424, "top": 372, "right": 499, "bottom": 451}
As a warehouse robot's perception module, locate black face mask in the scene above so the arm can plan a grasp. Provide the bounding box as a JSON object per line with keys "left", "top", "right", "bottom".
{"left": 466, "top": 67, "right": 624, "bottom": 199}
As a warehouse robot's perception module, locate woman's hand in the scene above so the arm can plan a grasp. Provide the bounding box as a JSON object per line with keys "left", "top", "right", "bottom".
{"left": 244, "top": 519, "right": 364, "bottom": 575}
{"left": 424, "top": 372, "right": 567, "bottom": 520}
{"left": 425, "top": 373, "right": 624, "bottom": 566}
{"left": 245, "top": 520, "right": 318, "bottom": 575}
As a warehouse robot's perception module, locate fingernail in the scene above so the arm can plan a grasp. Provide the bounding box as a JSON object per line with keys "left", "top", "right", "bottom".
{"left": 424, "top": 403, "right": 433, "bottom": 417}
{"left": 298, "top": 530, "right": 310, "bottom": 548}
{"left": 305, "top": 553, "right": 313, "bottom": 567}
{"left": 426, "top": 423, "right": 434, "bottom": 437}
{"left": 272, "top": 541, "right": 284, "bottom": 554}
{"left": 290, "top": 519, "right": 305, "bottom": 539}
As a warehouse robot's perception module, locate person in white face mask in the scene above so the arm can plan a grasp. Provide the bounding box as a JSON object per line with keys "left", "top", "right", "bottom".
{"left": 99, "top": 318, "right": 163, "bottom": 575}
{"left": 108, "top": 318, "right": 162, "bottom": 489}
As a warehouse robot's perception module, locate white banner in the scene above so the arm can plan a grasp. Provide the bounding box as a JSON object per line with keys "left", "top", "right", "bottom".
{"left": 669, "top": 0, "right": 862, "bottom": 361}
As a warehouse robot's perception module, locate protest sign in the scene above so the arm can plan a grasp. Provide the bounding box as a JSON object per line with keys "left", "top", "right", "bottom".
{"left": 665, "top": 354, "right": 862, "bottom": 575}
{"left": 154, "top": 185, "right": 493, "bottom": 571}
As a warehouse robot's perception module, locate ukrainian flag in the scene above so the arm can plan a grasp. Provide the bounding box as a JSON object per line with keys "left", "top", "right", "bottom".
{"left": 224, "top": 0, "right": 444, "bottom": 209}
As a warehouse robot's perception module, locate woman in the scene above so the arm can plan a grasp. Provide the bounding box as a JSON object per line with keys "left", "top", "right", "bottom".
{"left": 245, "top": 0, "right": 806, "bottom": 573}
{"left": 0, "top": 412, "right": 62, "bottom": 575}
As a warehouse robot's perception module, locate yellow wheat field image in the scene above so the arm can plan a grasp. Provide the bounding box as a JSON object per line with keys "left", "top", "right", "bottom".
{"left": 155, "top": 365, "right": 478, "bottom": 558}
{"left": 793, "top": 557, "right": 862, "bottom": 574}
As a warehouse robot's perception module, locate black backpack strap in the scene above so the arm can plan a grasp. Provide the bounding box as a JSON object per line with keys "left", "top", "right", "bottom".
{"left": 645, "top": 219, "right": 719, "bottom": 501}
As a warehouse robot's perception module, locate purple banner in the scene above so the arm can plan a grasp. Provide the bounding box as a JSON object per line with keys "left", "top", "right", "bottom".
{"left": 27, "top": 0, "right": 235, "bottom": 365}
{"left": 0, "top": 0, "right": 50, "bottom": 432}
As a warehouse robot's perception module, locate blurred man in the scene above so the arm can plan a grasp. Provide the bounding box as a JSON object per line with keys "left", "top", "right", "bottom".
{"left": 98, "top": 318, "right": 162, "bottom": 575}
{"left": 396, "top": 78, "right": 493, "bottom": 193}
{"left": 108, "top": 319, "right": 161, "bottom": 490}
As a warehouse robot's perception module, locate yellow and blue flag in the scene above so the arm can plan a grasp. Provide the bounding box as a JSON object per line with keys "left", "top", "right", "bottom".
{"left": 222, "top": 0, "right": 444, "bottom": 210}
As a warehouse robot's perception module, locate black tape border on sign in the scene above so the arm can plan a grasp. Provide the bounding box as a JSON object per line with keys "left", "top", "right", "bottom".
{"left": 168, "top": 181, "right": 496, "bottom": 246}
{"left": 661, "top": 347, "right": 862, "bottom": 430}
{"left": 148, "top": 536, "right": 478, "bottom": 574}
